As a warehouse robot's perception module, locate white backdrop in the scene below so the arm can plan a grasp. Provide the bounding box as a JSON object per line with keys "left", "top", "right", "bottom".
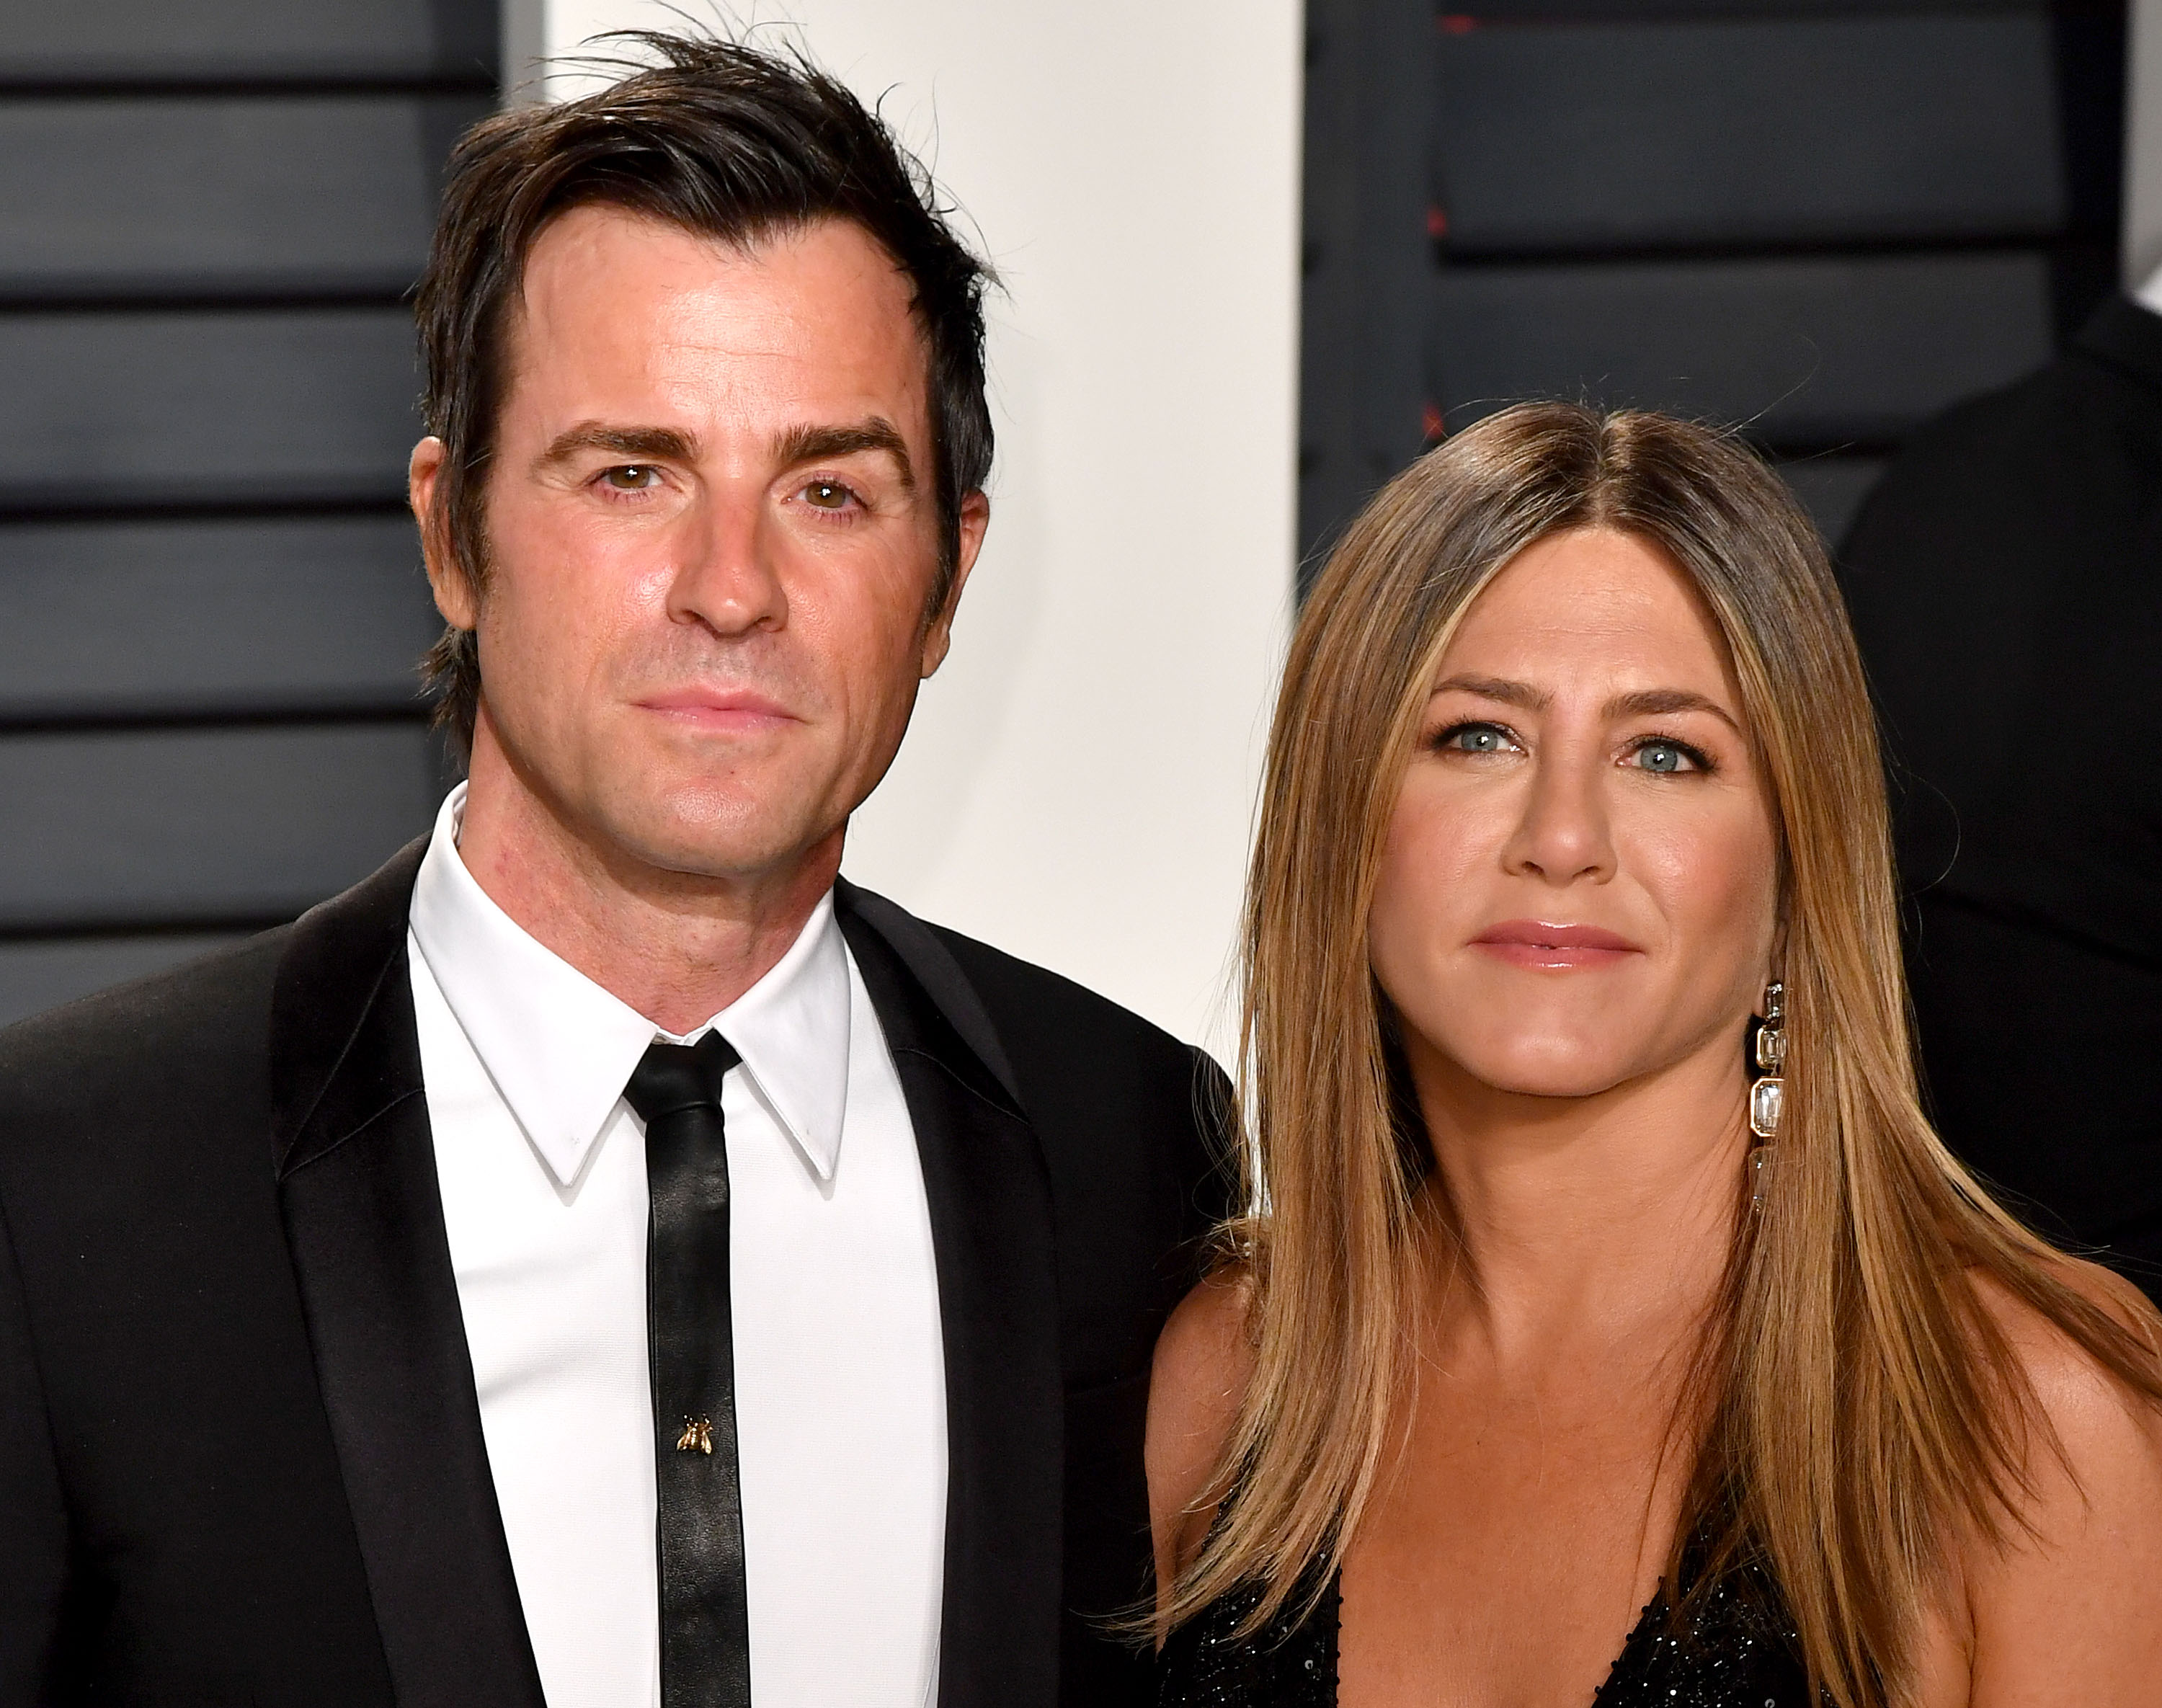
{"left": 2132, "top": 0, "right": 2162, "bottom": 284}
{"left": 502, "top": 1, "right": 1302, "bottom": 1051}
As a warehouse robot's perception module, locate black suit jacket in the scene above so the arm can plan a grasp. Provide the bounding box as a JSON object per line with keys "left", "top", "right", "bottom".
{"left": 1839, "top": 292, "right": 2162, "bottom": 1291}
{"left": 0, "top": 842, "right": 1232, "bottom": 1707}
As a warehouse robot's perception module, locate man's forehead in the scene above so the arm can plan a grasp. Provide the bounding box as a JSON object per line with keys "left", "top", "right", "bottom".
{"left": 516, "top": 208, "right": 917, "bottom": 346}
{"left": 502, "top": 207, "right": 932, "bottom": 428}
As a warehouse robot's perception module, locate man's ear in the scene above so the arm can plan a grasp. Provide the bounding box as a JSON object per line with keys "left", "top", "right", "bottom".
{"left": 919, "top": 488, "right": 991, "bottom": 680}
{"left": 409, "top": 435, "right": 479, "bottom": 629}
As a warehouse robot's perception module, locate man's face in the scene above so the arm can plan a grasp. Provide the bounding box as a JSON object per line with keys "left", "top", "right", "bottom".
{"left": 420, "top": 205, "right": 986, "bottom": 886}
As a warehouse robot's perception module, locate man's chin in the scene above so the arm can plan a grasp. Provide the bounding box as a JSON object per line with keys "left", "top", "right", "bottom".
{"left": 582, "top": 798, "right": 839, "bottom": 891}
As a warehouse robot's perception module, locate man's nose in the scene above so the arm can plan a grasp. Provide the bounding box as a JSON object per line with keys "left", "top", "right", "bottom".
{"left": 664, "top": 487, "right": 788, "bottom": 636}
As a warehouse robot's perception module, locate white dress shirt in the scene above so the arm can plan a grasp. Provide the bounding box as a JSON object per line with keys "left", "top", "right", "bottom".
{"left": 406, "top": 785, "right": 946, "bottom": 1708}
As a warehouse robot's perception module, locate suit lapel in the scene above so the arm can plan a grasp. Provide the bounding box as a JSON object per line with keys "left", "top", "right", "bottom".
{"left": 272, "top": 859, "right": 1064, "bottom": 1708}
{"left": 836, "top": 882, "right": 1065, "bottom": 1708}
{"left": 272, "top": 840, "right": 546, "bottom": 1708}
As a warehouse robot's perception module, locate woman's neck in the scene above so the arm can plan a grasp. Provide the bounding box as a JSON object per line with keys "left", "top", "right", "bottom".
{"left": 1410, "top": 1041, "right": 1750, "bottom": 1370}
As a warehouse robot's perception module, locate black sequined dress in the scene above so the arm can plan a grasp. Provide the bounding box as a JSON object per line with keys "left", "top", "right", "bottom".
{"left": 1159, "top": 1532, "right": 1812, "bottom": 1707}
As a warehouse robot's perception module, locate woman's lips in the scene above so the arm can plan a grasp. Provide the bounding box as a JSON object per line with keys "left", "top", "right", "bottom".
{"left": 1470, "top": 919, "right": 1642, "bottom": 969}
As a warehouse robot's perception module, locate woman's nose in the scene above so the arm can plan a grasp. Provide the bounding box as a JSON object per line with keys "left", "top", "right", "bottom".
{"left": 1501, "top": 745, "right": 1616, "bottom": 884}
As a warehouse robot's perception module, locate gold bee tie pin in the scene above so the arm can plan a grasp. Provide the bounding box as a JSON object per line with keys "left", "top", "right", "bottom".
{"left": 676, "top": 1416, "right": 714, "bottom": 1455}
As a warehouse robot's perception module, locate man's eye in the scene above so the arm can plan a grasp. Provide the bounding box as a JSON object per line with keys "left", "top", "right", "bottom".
{"left": 801, "top": 479, "right": 855, "bottom": 511}
{"left": 602, "top": 466, "right": 659, "bottom": 491}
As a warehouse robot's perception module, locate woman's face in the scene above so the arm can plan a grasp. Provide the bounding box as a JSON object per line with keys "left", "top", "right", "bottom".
{"left": 1369, "top": 527, "right": 1780, "bottom": 1103}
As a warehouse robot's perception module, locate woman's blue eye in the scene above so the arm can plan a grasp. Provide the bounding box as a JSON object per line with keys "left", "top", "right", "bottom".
{"left": 1636, "top": 742, "right": 1690, "bottom": 773}
{"left": 1449, "top": 726, "right": 1510, "bottom": 754}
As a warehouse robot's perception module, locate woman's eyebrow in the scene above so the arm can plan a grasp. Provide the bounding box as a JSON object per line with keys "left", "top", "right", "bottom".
{"left": 1606, "top": 687, "right": 1741, "bottom": 732}
{"left": 1431, "top": 674, "right": 1548, "bottom": 711}
{"left": 1431, "top": 677, "right": 1742, "bottom": 734}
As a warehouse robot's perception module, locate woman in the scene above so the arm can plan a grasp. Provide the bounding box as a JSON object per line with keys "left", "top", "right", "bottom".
{"left": 1147, "top": 404, "right": 2162, "bottom": 1705}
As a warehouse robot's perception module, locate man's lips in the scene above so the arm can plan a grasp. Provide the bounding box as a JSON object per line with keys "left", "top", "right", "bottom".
{"left": 634, "top": 690, "right": 798, "bottom": 729}
{"left": 1470, "top": 920, "right": 1642, "bottom": 969}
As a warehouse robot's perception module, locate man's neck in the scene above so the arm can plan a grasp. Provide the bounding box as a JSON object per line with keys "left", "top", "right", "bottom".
{"left": 453, "top": 744, "right": 842, "bottom": 1037}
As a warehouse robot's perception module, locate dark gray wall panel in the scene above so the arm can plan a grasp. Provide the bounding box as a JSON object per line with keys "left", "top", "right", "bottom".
{"left": 0, "top": 96, "right": 490, "bottom": 299}
{"left": 1776, "top": 455, "right": 1887, "bottom": 551}
{"left": 0, "top": 0, "right": 496, "bottom": 84}
{"left": 1434, "top": 14, "right": 2062, "bottom": 254}
{"left": 0, "top": 517, "right": 437, "bottom": 721}
{"left": 0, "top": 724, "right": 440, "bottom": 930}
{"left": 0, "top": 308, "right": 419, "bottom": 510}
{"left": 1301, "top": 0, "right": 1436, "bottom": 570}
{"left": 0, "top": 931, "right": 249, "bottom": 1028}
{"left": 1432, "top": 252, "right": 2052, "bottom": 445}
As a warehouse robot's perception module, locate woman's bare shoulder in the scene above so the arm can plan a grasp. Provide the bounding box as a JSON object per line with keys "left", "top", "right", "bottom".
{"left": 1947, "top": 1258, "right": 2162, "bottom": 1703}
{"left": 1970, "top": 1255, "right": 2162, "bottom": 1439}
{"left": 1146, "top": 1266, "right": 1256, "bottom": 1580}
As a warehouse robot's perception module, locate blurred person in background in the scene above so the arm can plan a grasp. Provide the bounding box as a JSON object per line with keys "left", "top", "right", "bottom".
{"left": 1840, "top": 273, "right": 2162, "bottom": 1306}
{"left": 1147, "top": 404, "right": 2162, "bottom": 1707}
{"left": 0, "top": 37, "right": 1224, "bottom": 1708}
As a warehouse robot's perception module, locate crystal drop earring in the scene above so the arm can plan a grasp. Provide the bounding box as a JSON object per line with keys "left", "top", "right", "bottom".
{"left": 1748, "top": 980, "right": 1784, "bottom": 1205}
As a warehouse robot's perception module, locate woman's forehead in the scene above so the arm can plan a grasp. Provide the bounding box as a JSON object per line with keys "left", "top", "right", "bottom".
{"left": 1436, "top": 529, "right": 1741, "bottom": 701}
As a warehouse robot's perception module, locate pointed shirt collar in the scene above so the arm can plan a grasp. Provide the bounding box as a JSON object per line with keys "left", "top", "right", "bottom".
{"left": 407, "top": 785, "right": 852, "bottom": 1186}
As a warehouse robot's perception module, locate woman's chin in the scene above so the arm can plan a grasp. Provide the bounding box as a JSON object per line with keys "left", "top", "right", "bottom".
{"left": 1445, "top": 1037, "right": 1643, "bottom": 1103}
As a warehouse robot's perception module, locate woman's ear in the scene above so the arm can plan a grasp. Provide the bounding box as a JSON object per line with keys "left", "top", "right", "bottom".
{"left": 1768, "top": 875, "right": 1791, "bottom": 992}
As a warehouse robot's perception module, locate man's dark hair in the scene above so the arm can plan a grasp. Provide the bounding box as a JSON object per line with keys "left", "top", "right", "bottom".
{"left": 413, "top": 32, "right": 996, "bottom": 755}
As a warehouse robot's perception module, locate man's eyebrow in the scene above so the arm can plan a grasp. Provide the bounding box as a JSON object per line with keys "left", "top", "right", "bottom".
{"left": 773, "top": 417, "right": 915, "bottom": 490}
{"left": 1605, "top": 687, "right": 1742, "bottom": 732}
{"left": 537, "top": 422, "right": 698, "bottom": 468}
{"left": 1431, "top": 675, "right": 1551, "bottom": 712}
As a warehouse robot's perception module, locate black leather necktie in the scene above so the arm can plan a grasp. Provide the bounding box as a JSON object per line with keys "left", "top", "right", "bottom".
{"left": 623, "top": 1031, "right": 752, "bottom": 1707}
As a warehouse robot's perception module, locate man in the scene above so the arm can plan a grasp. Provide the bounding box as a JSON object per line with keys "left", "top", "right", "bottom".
{"left": 0, "top": 38, "right": 1227, "bottom": 1708}
{"left": 1839, "top": 273, "right": 2162, "bottom": 1302}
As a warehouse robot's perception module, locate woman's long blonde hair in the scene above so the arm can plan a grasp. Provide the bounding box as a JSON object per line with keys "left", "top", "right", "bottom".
{"left": 1167, "top": 403, "right": 2162, "bottom": 1704}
